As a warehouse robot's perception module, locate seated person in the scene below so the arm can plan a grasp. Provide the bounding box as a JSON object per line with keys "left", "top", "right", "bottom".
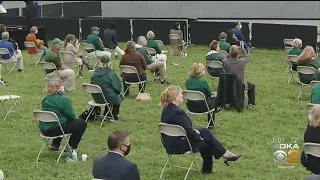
{"left": 219, "top": 32, "right": 231, "bottom": 53}
{"left": 64, "top": 34, "right": 94, "bottom": 78}
{"left": 25, "top": 26, "right": 47, "bottom": 62}
{"left": 223, "top": 42, "right": 256, "bottom": 109}
{"left": 146, "top": 30, "right": 168, "bottom": 69}
{"left": 91, "top": 56, "right": 122, "bottom": 122}
{"left": 301, "top": 104, "right": 320, "bottom": 175}
{"left": 226, "top": 29, "right": 238, "bottom": 46}
{"left": 41, "top": 79, "right": 87, "bottom": 152}
{"left": 160, "top": 86, "right": 241, "bottom": 173}
{"left": 92, "top": 131, "right": 140, "bottom": 180}
{"left": 0, "top": 24, "right": 19, "bottom": 50}
{"left": 86, "top": 26, "right": 111, "bottom": 59}
{"left": 0, "top": 31, "right": 23, "bottom": 72}
{"left": 289, "top": 38, "right": 303, "bottom": 71}
{"left": 232, "top": 22, "right": 249, "bottom": 53}
{"left": 185, "top": 63, "right": 218, "bottom": 128}
{"left": 298, "top": 46, "right": 319, "bottom": 83}
{"left": 206, "top": 40, "right": 225, "bottom": 77}
{"left": 103, "top": 21, "right": 125, "bottom": 59}
{"left": 169, "top": 22, "right": 186, "bottom": 56}
{"left": 119, "top": 41, "right": 147, "bottom": 97}
{"left": 45, "top": 38, "right": 76, "bottom": 92}
{"left": 136, "top": 36, "right": 171, "bottom": 84}
{"left": 311, "top": 84, "right": 320, "bottom": 104}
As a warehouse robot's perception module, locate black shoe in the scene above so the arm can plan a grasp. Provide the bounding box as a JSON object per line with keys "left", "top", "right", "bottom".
{"left": 18, "top": 69, "right": 23, "bottom": 72}
{"left": 215, "top": 107, "right": 221, "bottom": 113}
{"left": 115, "top": 55, "right": 118, "bottom": 59}
{"left": 248, "top": 104, "right": 255, "bottom": 109}
{"left": 223, "top": 154, "right": 242, "bottom": 166}
{"left": 1, "top": 78, "right": 5, "bottom": 83}
{"left": 88, "top": 66, "right": 95, "bottom": 72}
{"left": 49, "top": 145, "right": 60, "bottom": 152}
{"left": 161, "top": 79, "right": 171, "bottom": 84}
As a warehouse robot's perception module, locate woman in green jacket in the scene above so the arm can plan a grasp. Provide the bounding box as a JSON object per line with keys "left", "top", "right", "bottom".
{"left": 206, "top": 40, "right": 225, "bottom": 77}
{"left": 41, "top": 80, "right": 87, "bottom": 152}
{"left": 91, "top": 56, "right": 123, "bottom": 121}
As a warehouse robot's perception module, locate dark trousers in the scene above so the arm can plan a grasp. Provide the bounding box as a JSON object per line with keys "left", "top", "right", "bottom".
{"left": 41, "top": 119, "right": 87, "bottom": 149}
{"left": 103, "top": 104, "right": 120, "bottom": 120}
{"left": 247, "top": 82, "right": 255, "bottom": 105}
{"left": 123, "top": 73, "right": 147, "bottom": 95}
{"left": 198, "top": 128, "right": 226, "bottom": 172}
{"left": 186, "top": 97, "right": 216, "bottom": 126}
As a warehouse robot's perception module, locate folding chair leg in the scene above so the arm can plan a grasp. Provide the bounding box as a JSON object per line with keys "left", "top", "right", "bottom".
{"left": 160, "top": 155, "right": 172, "bottom": 180}
{"left": 85, "top": 106, "right": 95, "bottom": 122}
{"left": 298, "top": 84, "right": 304, "bottom": 100}
{"left": 57, "top": 136, "right": 71, "bottom": 164}
{"left": 287, "top": 71, "right": 294, "bottom": 85}
{"left": 207, "top": 112, "right": 217, "bottom": 131}
{"left": 2, "top": 64, "right": 8, "bottom": 72}
{"left": 193, "top": 154, "right": 202, "bottom": 175}
{"left": 184, "top": 160, "right": 194, "bottom": 180}
{"left": 123, "top": 85, "right": 129, "bottom": 97}
{"left": 100, "top": 107, "right": 111, "bottom": 127}
{"left": 36, "top": 142, "right": 47, "bottom": 163}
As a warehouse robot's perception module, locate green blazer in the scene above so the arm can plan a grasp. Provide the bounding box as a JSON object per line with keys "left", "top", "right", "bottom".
{"left": 311, "top": 84, "right": 320, "bottom": 104}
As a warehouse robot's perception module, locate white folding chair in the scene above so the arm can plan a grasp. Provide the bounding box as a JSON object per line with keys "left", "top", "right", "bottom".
{"left": 297, "top": 66, "right": 316, "bottom": 100}
{"left": 59, "top": 51, "right": 80, "bottom": 78}
{"left": 0, "top": 48, "right": 18, "bottom": 74}
{"left": 169, "top": 34, "right": 186, "bottom": 56}
{"left": 120, "top": 65, "right": 146, "bottom": 96}
{"left": 154, "top": 40, "right": 168, "bottom": 54}
{"left": 82, "top": 83, "right": 114, "bottom": 127}
{"left": 182, "top": 90, "right": 216, "bottom": 129}
{"left": 287, "top": 55, "right": 299, "bottom": 84}
{"left": 304, "top": 143, "right": 320, "bottom": 158}
{"left": 284, "top": 47, "right": 294, "bottom": 64}
{"left": 146, "top": 47, "right": 156, "bottom": 57}
{"left": 33, "top": 110, "right": 72, "bottom": 164}
{"left": 311, "top": 80, "right": 320, "bottom": 88}
{"left": 0, "top": 80, "right": 22, "bottom": 120}
{"left": 40, "top": 62, "right": 61, "bottom": 94}
{"left": 283, "top": 39, "right": 294, "bottom": 48}
{"left": 82, "top": 43, "right": 100, "bottom": 69}
{"left": 218, "top": 50, "right": 229, "bottom": 59}
{"left": 24, "top": 41, "right": 43, "bottom": 66}
{"left": 206, "top": 61, "right": 224, "bottom": 87}
{"left": 158, "top": 123, "right": 201, "bottom": 180}
{"left": 306, "top": 103, "right": 315, "bottom": 122}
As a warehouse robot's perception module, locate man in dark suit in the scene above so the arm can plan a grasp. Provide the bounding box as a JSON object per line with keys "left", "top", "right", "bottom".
{"left": 92, "top": 131, "right": 140, "bottom": 180}
{"left": 223, "top": 42, "right": 256, "bottom": 109}
{"left": 103, "top": 21, "right": 124, "bottom": 59}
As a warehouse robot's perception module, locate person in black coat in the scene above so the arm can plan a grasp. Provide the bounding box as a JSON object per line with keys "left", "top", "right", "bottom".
{"left": 301, "top": 104, "right": 320, "bottom": 175}
{"left": 160, "top": 86, "right": 241, "bottom": 174}
{"left": 92, "top": 131, "right": 140, "bottom": 180}
{"left": 103, "top": 21, "right": 125, "bottom": 58}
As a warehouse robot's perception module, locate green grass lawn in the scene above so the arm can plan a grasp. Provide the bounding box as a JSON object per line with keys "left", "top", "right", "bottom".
{"left": 0, "top": 42, "right": 314, "bottom": 180}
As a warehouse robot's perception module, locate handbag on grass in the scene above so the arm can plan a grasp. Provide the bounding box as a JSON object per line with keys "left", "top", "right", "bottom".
{"left": 136, "top": 93, "right": 152, "bottom": 101}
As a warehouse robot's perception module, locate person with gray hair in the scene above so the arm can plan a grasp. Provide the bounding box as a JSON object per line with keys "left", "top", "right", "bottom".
{"left": 146, "top": 30, "right": 168, "bottom": 69}
{"left": 136, "top": 36, "right": 171, "bottom": 84}
{"left": 289, "top": 38, "right": 303, "bottom": 56}
{"left": 0, "top": 31, "right": 24, "bottom": 72}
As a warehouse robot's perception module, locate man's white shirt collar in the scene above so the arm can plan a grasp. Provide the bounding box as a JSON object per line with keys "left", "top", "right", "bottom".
{"left": 109, "top": 151, "right": 124, "bottom": 157}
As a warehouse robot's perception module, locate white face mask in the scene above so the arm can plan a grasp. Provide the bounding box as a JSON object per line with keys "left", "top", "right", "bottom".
{"left": 239, "top": 23, "right": 242, "bottom": 29}
{"left": 93, "top": 31, "right": 99, "bottom": 35}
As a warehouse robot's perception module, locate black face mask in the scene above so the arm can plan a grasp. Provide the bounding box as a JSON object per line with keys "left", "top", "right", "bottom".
{"left": 122, "top": 144, "right": 131, "bottom": 156}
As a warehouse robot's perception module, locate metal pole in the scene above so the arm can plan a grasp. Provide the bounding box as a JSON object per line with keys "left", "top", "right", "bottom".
{"left": 130, "top": 19, "right": 133, "bottom": 41}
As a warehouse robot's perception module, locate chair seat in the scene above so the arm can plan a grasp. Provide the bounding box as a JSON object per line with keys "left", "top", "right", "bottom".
{"left": 0, "top": 95, "right": 21, "bottom": 100}
{"left": 161, "top": 50, "right": 168, "bottom": 54}
{"left": 124, "top": 80, "right": 146, "bottom": 85}
{"left": 40, "top": 133, "right": 71, "bottom": 139}
{"left": 187, "top": 108, "right": 215, "bottom": 115}
{"left": 88, "top": 100, "right": 107, "bottom": 107}
{"left": 0, "top": 59, "right": 18, "bottom": 63}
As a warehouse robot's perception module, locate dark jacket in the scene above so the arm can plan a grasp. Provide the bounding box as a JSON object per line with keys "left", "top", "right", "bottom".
{"left": 232, "top": 28, "right": 246, "bottom": 42}
{"left": 103, "top": 28, "right": 118, "bottom": 49}
{"left": 92, "top": 152, "right": 140, "bottom": 180}
{"left": 298, "top": 59, "right": 320, "bottom": 84}
{"left": 90, "top": 67, "right": 123, "bottom": 105}
{"left": 206, "top": 50, "right": 225, "bottom": 77}
{"left": 161, "top": 103, "right": 204, "bottom": 154}
{"left": 301, "top": 124, "right": 320, "bottom": 175}
{"left": 215, "top": 73, "right": 245, "bottom": 112}
{"left": 223, "top": 49, "right": 248, "bottom": 85}
{"left": 311, "top": 84, "right": 320, "bottom": 104}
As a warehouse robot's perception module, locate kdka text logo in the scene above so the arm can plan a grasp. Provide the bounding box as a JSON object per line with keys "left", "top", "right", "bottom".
{"left": 273, "top": 143, "right": 300, "bottom": 164}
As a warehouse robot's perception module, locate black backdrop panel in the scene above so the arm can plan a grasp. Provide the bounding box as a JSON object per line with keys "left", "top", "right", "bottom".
{"left": 22, "top": 6, "right": 42, "bottom": 17}
{"left": 81, "top": 18, "right": 130, "bottom": 42}
{"left": 251, "top": 23, "right": 318, "bottom": 49}
{"left": 132, "top": 20, "right": 187, "bottom": 45}
{"left": 6, "top": 8, "right": 19, "bottom": 17}
{"left": 0, "top": 16, "right": 26, "bottom": 26}
{"left": 190, "top": 21, "right": 250, "bottom": 46}
{"left": 34, "top": 18, "right": 79, "bottom": 40}
{"left": 42, "top": 3, "right": 62, "bottom": 18}
{"left": 63, "top": 2, "right": 101, "bottom": 18}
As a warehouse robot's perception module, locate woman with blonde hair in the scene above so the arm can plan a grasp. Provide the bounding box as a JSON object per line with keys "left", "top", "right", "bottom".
{"left": 301, "top": 104, "right": 320, "bottom": 174}
{"left": 119, "top": 41, "right": 147, "bottom": 96}
{"left": 185, "top": 63, "right": 219, "bottom": 128}
{"left": 41, "top": 79, "right": 87, "bottom": 152}
{"left": 160, "top": 85, "right": 241, "bottom": 174}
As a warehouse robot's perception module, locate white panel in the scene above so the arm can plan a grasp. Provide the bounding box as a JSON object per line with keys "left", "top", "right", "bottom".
{"left": 282, "top": 1, "right": 320, "bottom": 19}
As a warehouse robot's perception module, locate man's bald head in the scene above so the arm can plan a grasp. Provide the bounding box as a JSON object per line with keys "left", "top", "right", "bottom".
{"left": 229, "top": 45, "right": 239, "bottom": 58}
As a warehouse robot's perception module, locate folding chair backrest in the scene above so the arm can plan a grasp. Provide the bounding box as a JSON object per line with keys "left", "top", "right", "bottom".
{"left": 158, "top": 123, "right": 187, "bottom": 137}
{"left": 146, "top": 47, "right": 156, "bottom": 56}
{"left": 288, "top": 55, "right": 298, "bottom": 63}
{"left": 283, "top": 39, "right": 294, "bottom": 48}
{"left": 297, "top": 66, "right": 316, "bottom": 75}
{"left": 182, "top": 90, "right": 206, "bottom": 101}
{"left": 24, "top": 41, "right": 37, "bottom": 48}
{"left": 33, "top": 110, "right": 59, "bottom": 123}
{"left": 82, "top": 43, "right": 95, "bottom": 55}
{"left": 218, "top": 50, "right": 228, "bottom": 59}
{"left": 59, "top": 51, "right": 79, "bottom": 68}
{"left": 206, "top": 60, "right": 224, "bottom": 69}
{"left": 285, "top": 47, "right": 294, "bottom": 53}
{"left": 311, "top": 80, "right": 320, "bottom": 87}
{"left": 169, "top": 34, "right": 183, "bottom": 46}
{"left": 304, "top": 143, "right": 320, "bottom": 158}
{"left": 0, "top": 48, "right": 10, "bottom": 55}
{"left": 120, "top": 65, "right": 138, "bottom": 74}
{"left": 82, "top": 83, "right": 107, "bottom": 103}
{"left": 40, "top": 62, "right": 57, "bottom": 71}
{"left": 306, "top": 103, "right": 315, "bottom": 114}
{"left": 155, "top": 40, "right": 164, "bottom": 46}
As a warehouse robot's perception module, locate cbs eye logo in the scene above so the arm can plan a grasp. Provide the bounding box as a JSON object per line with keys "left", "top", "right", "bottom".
{"left": 273, "top": 150, "right": 300, "bottom": 164}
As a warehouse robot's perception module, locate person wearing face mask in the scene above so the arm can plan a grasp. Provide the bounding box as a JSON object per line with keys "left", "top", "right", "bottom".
{"left": 232, "top": 22, "right": 249, "bottom": 53}
{"left": 185, "top": 63, "right": 220, "bottom": 128}
{"left": 92, "top": 131, "right": 140, "bottom": 180}
{"left": 86, "top": 26, "right": 111, "bottom": 60}
{"left": 41, "top": 79, "right": 87, "bottom": 152}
